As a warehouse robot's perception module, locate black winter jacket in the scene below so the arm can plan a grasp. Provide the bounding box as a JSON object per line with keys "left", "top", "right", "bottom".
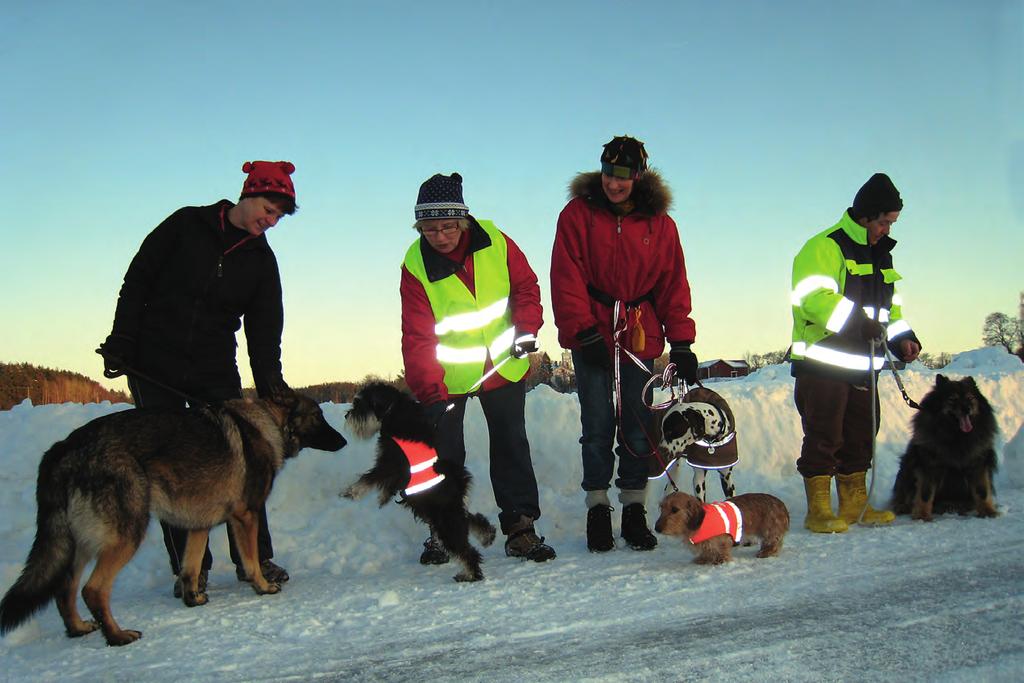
{"left": 110, "top": 201, "right": 284, "bottom": 396}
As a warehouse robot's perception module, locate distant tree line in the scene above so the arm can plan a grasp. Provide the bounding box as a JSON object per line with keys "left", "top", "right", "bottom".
{"left": 0, "top": 362, "right": 131, "bottom": 410}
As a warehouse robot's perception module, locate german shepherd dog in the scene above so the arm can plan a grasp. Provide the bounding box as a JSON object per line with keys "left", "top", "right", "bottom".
{"left": 891, "top": 375, "right": 999, "bottom": 521}
{"left": 342, "top": 382, "right": 496, "bottom": 582}
{"left": 0, "top": 388, "right": 346, "bottom": 646}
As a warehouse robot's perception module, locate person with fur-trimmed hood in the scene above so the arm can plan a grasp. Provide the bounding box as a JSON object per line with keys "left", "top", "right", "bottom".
{"left": 401, "top": 172, "right": 556, "bottom": 564}
{"left": 551, "top": 136, "right": 697, "bottom": 553}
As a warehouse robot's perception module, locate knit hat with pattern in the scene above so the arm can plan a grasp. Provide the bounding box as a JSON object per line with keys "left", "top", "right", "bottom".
{"left": 415, "top": 173, "right": 469, "bottom": 220}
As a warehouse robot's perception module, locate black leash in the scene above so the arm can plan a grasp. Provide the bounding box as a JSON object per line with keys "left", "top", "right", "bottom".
{"left": 95, "top": 347, "right": 208, "bottom": 407}
{"left": 882, "top": 345, "right": 921, "bottom": 410}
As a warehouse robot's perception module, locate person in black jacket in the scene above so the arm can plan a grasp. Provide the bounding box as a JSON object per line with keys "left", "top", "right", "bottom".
{"left": 100, "top": 161, "right": 299, "bottom": 596}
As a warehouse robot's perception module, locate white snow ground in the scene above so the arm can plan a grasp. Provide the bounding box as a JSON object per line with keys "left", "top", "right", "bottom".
{"left": 1, "top": 347, "right": 1022, "bottom": 682}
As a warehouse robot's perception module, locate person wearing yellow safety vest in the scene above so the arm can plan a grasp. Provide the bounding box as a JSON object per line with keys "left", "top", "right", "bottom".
{"left": 790, "top": 172, "right": 922, "bottom": 534}
{"left": 400, "top": 172, "right": 556, "bottom": 564}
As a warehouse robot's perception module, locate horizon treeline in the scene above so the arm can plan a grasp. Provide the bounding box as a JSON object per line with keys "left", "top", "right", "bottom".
{"left": 0, "top": 362, "right": 132, "bottom": 410}
{"left": 3, "top": 352, "right": 574, "bottom": 410}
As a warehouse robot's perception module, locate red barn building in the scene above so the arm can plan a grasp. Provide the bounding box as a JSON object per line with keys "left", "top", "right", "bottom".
{"left": 697, "top": 359, "right": 750, "bottom": 380}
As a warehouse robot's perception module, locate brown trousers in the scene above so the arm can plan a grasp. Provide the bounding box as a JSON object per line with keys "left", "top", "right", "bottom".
{"left": 793, "top": 374, "right": 879, "bottom": 477}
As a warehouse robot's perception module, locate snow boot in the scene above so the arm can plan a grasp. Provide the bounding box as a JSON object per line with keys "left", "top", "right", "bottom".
{"left": 836, "top": 471, "right": 896, "bottom": 525}
{"left": 621, "top": 503, "right": 658, "bottom": 550}
{"left": 418, "top": 531, "right": 450, "bottom": 565}
{"left": 586, "top": 504, "right": 615, "bottom": 552}
{"left": 504, "top": 516, "right": 556, "bottom": 562}
{"left": 803, "top": 475, "right": 849, "bottom": 533}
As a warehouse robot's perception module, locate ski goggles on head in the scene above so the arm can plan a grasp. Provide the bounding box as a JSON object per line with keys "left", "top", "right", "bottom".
{"left": 601, "top": 162, "right": 640, "bottom": 179}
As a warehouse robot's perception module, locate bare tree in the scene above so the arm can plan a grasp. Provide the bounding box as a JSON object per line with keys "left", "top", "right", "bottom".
{"left": 917, "top": 351, "right": 952, "bottom": 369}
{"left": 982, "top": 312, "right": 1022, "bottom": 353}
{"left": 743, "top": 349, "right": 789, "bottom": 370}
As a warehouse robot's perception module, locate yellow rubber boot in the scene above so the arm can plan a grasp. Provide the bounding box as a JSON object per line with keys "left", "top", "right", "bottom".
{"left": 803, "top": 476, "right": 849, "bottom": 533}
{"left": 836, "top": 472, "right": 895, "bottom": 525}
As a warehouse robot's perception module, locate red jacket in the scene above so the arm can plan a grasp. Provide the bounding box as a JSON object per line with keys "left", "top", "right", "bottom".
{"left": 401, "top": 218, "right": 543, "bottom": 404}
{"left": 550, "top": 171, "right": 695, "bottom": 360}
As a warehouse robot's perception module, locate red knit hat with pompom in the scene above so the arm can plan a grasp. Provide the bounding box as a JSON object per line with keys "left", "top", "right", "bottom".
{"left": 240, "top": 161, "right": 296, "bottom": 201}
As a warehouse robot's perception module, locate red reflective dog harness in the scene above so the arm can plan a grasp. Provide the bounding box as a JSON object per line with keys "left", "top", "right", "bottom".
{"left": 690, "top": 501, "right": 743, "bottom": 544}
{"left": 392, "top": 437, "right": 446, "bottom": 495}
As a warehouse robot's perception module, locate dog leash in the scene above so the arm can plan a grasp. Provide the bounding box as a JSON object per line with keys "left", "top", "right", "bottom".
{"left": 883, "top": 345, "right": 921, "bottom": 410}
{"left": 95, "top": 347, "right": 208, "bottom": 407}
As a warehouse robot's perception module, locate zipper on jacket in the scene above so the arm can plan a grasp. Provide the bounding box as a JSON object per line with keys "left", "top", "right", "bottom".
{"left": 217, "top": 256, "right": 223, "bottom": 278}
{"left": 617, "top": 215, "right": 623, "bottom": 234}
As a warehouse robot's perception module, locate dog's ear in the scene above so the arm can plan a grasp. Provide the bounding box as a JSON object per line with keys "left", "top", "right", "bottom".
{"left": 935, "top": 374, "right": 948, "bottom": 387}
{"left": 964, "top": 376, "right": 979, "bottom": 390}
{"left": 686, "top": 498, "right": 705, "bottom": 531}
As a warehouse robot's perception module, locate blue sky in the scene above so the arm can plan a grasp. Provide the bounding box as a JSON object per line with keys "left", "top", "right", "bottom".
{"left": 2, "top": 1, "right": 1021, "bottom": 390}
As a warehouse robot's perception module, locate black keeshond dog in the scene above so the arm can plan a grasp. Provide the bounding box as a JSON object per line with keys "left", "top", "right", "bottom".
{"left": 891, "top": 374, "right": 999, "bottom": 521}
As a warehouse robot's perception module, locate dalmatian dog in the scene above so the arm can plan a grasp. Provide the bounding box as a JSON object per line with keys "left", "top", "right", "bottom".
{"left": 656, "top": 388, "right": 739, "bottom": 502}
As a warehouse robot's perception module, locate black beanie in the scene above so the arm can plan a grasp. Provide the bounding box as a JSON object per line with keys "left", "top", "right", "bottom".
{"left": 601, "top": 136, "right": 648, "bottom": 178}
{"left": 852, "top": 173, "right": 903, "bottom": 219}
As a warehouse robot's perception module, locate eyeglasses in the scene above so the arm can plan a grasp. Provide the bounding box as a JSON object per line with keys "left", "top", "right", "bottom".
{"left": 420, "top": 225, "right": 460, "bottom": 238}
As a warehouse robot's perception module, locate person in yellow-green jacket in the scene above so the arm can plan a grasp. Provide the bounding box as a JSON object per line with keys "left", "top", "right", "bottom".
{"left": 790, "top": 172, "right": 922, "bottom": 533}
{"left": 400, "top": 172, "right": 556, "bottom": 563}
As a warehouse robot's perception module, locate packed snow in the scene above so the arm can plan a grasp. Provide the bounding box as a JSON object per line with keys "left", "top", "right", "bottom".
{"left": 1, "top": 347, "right": 1022, "bottom": 682}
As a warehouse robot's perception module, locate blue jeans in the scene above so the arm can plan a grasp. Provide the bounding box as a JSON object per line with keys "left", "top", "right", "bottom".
{"left": 572, "top": 351, "right": 655, "bottom": 493}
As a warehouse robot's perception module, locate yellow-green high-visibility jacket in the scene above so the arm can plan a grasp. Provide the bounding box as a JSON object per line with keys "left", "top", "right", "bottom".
{"left": 403, "top": 220, "right": 530, "bottom": 395}
{"left": 790, "top": 211, "right": 918, "bottom": 384}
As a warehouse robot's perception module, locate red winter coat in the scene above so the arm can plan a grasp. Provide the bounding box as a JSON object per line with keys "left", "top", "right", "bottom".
{"left": 401, "top": 217, "right": 543, "bottom": 404}
{"left": 550, "top": 171, "right": 695, "bottom": 360}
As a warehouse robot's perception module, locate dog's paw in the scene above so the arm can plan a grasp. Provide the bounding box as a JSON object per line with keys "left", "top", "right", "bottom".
{"left": 341, "top": 482, "right": 367, "bottom": 500}
{"left": 66, "top": 620, "right": 100, "bottom": 638}
{"left": 183, "top": 590, "right": 209, "bottom": 607}
{"left": 454, "top": 570, "right": 484, "bottom": 583}
{"left": 253, "top": 581, "right": 281, "bottom": 595}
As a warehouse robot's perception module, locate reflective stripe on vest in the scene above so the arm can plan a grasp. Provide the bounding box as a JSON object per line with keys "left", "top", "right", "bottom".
{"left": 391, "top": 437, "right": 445, "bottom": 495}
{"left": 404, "top": 220, "right": 530, "bottom": 393}
{"left": 689, "top": 501, "right": 743, "bottom": 544}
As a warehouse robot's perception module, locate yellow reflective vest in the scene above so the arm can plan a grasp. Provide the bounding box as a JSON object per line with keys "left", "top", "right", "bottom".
{"left": 403, "top": 220, "right": 529, "bottom": 394}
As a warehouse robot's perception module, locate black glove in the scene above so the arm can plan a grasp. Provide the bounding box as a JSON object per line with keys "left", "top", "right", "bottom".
{"left": 669, "top": 341, "right": 698, "bottom": 385}
{"left": 99, "top": 334, "right": 136, "bottom": 379}
{"left": 860, "top": 317, "right": 886, "bottom": 344}
{"left": 511, "top": 333, "right": 537, "bottom": 359}
{"left": 422, "top": 399, "right": 455, "bottom": 430}
{"left": 575, "top": 326, "right": 610, "bottom": 369}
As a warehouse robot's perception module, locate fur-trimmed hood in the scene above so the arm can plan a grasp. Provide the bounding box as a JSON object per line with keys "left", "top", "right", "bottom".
{"left": 568, "top": 170, "right": 673, "bottom": 216}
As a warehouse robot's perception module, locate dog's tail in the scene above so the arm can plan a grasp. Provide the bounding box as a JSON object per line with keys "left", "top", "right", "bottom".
{"left": 468, "top": 512, "right": 497, "bottom": 548}
{"left": 1, "top": 444, "right": 76, "bottom": 636}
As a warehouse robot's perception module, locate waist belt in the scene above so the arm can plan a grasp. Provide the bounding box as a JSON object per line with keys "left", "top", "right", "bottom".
{"left": 587, "top": 283, "right": 655, "bottom": 309}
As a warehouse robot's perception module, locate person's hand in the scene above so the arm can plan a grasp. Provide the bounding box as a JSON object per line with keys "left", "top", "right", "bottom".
{"left": 575, "top": 326, "right": 610, "bottom": 369}
{"left": 99, "top": 334, "right": 135, "bottom": 378}
{"left": 511, "top": 333, "right": 537, "bottom": 359}
{"left": 860, "top": 318, "right": 886, "bottom": 344}
{"left": 899, "top": 339, "right": 921, "bottom": 363}
{"left": 669, "top": 342, "right": 698, "bottom": 385}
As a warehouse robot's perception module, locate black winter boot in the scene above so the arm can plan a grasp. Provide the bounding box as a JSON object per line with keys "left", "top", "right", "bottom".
{"left": 621, "top": 503, "right": 657, "bottom": 551}
{"left": 586, "top": 504, "right": 615, "bottom": 552}
{"left": 419, "top": 532, "right": 450, "bottom": 565}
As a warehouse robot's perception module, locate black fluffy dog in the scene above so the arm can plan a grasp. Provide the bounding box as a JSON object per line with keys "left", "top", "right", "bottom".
{"left": 891, "top": 374, "right": 999, "bottom": 521}
{"left": 342, "top": 382, "right": 496, "bottom": 581}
